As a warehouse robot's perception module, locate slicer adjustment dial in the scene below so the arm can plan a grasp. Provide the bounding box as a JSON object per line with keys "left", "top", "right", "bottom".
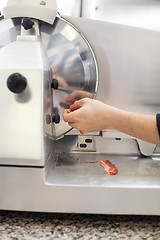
{"left": 7, "top": 73, "right": 27, "bottom": 94}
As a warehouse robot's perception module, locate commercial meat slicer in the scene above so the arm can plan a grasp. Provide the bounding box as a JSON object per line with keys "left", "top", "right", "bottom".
{"left": 0, "top": 0, "right": 160, "bottom": 215}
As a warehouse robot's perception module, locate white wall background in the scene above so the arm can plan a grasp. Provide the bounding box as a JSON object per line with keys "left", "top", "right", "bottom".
{"left": 56, "top": 0, "right": 81, "bottom": 17}
{"left": 82, "top": 0, "right": 160, "bottom": 31}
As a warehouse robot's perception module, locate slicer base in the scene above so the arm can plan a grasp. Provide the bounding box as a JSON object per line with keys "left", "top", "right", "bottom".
{"left": 1, "top": 153, "right": 160, "bottom": 215}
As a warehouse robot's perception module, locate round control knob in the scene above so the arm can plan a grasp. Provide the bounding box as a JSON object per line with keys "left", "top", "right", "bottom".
{"left": 53, "top": 113, "right": 60, "bottom": 124}
{"left": 22, "top": 18, "right": 34, "bottom": 30}
{"left": 7, "top": 73, "right": 27, "bottom": 94}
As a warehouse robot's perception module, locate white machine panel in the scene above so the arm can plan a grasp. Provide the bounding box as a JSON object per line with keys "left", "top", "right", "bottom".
{"left": 0, "top": 41, "right": 45, "bottom": 165}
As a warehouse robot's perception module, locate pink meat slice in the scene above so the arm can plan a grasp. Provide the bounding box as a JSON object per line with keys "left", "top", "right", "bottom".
{"left": 100, "top": 160, "right": 118, "bottom": 175}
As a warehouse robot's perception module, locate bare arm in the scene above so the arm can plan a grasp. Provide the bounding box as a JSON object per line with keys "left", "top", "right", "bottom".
{"left": 62, "top": 98, "right": 160, "bottom": 145}
{"left": 111, "top": 108, "right": 160, "bottom": 145}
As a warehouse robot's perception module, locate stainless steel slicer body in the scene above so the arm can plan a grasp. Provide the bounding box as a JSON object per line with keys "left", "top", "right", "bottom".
{"left": 0, "top": 0, "right": 160, "bottom": 215}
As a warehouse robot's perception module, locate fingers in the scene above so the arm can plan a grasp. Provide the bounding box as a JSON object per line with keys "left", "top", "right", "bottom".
{"left": 70, "top": 99, "right": 84, "bottom": 111}
{"left": 60, "top": 93, "right": 86, "bottom": 109}
{"left": 62, "top": 98, "right": 91, "bottom": 133}
{"left": 66, "top": 121, "right": 88, "bottom": 135}
{"left": 62, "top": 99, "right": 85, "bottom": 122}
{"left": 62, "top": 110, "right": 80, "bottom": 130}
{"left": 62, "top": 109, "right": 72, "bottom": 122}
{"left": 62, "top": 109, "right": 71, "bottom": 117}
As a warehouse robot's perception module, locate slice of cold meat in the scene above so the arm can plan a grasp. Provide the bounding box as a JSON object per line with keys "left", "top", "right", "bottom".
{"left": 100, "top": 160, "right": 118, "bottom": 175}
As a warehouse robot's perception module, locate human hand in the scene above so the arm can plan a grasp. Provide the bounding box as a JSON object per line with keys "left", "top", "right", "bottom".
{"left": 63, "top": 98, "right": 160, "bottom": 145}
{"left": 62, "top": 98, "right": 116, "bottom": 134}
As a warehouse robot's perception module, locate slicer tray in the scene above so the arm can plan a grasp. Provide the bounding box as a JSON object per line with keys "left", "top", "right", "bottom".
{"left": 45, "top": 153, "right": 160, "bottom": 188}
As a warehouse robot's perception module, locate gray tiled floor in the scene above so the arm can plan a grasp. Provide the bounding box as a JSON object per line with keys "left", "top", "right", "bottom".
{"left": 0, "top": 211, "right": 160, "bottom": 239}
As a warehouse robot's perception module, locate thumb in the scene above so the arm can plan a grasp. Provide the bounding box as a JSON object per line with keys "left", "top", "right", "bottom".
{"left": 62, "top": 109, "right": 71, "bottom": 122}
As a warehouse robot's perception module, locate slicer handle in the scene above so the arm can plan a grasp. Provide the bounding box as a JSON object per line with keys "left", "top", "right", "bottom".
{"left": 7, "top": 73, "right": 27, "bottom": 94}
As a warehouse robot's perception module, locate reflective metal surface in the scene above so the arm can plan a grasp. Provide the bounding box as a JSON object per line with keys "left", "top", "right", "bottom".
{"left": 1, "top": 154, "right": 160, "bottom": 215}
{"left": 45, "top": 152, "right": 160, "bottom": 187}
{"left": 65, "top": 16, "right": 160, "bottom": 112}
{"left": 41, "top": 17, "right": 98, "bottom": 138}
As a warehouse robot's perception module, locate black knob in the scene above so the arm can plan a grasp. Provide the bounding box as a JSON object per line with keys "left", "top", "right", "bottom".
{"left": 46, "top": 114, "right": 51, "bottom": 124}
{"left": 53, "top": 113, "right": 60, "bottom": 124}
{"left": 53, "top": 107, "right": 60, "bottom": 124}
{"left": 22, "top": 18, "right": 34, "bottom": 30}
{"left": 51, "top": 78, "right": 59, "bottom": 90}
{"left": 7, "top": 73, "right": 27, "bottom": 94}
{"left": 46, "top": 113, "right": 60, "bottom": 125}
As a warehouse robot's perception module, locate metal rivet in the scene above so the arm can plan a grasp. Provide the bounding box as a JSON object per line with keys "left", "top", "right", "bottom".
{"left": 40, "top": 1, "right": 46, "bottom": 5}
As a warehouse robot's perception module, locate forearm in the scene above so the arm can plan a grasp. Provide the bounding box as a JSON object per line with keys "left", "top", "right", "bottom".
{"left": 62, "top": 98, "right": 160, "bottom": 145}
{"left": 110, "top": 109, "right": 160, "bottom": 145}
